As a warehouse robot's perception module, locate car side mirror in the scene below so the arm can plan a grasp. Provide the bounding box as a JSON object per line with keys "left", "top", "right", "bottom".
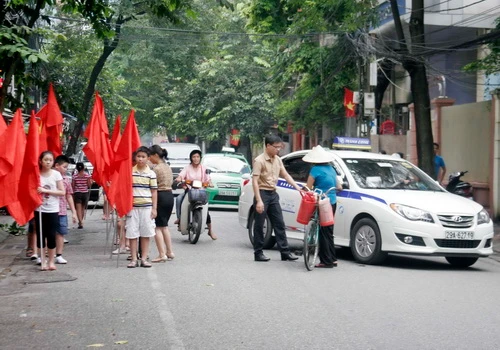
{"left": 342, "top": 180, "right": 349, "bottom": 189}
{"left": 205, "top": 169, "right": 211, "bottom": 175}
{"left": 69, "top": 157, "right": 76, "bottom": 164}
{"left": 241, "top": 173, "right": 251, "bottom": 180}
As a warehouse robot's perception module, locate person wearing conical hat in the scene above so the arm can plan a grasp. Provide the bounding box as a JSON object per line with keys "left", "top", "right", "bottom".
{"left": 303, "top": 146, "right": 343, "bottom": 268}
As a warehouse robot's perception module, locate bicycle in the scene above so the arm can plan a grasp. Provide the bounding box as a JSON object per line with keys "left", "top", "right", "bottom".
{"left": 303, "top": 187, "right": 336, "bottom": 271}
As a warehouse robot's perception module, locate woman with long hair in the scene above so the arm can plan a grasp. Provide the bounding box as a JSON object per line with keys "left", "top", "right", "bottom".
{"left": 36, "top": 151, "right": 65, "bottom": 271}
{"left": 149, "top": 145, "right": 175, "bottom": 262}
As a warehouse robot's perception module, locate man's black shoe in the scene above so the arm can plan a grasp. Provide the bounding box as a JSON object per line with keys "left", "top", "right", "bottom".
{"left": 281, "top": 252, "right": 298, "bottom": 261}
{"left": 254, "top": 253, "right": 270, "bottom": 262}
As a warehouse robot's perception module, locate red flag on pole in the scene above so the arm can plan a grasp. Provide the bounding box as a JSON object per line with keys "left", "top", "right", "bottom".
{"left": 0, "top": 114, "right": 6, "bottom": 135}
{"left": 0, "top": 109, "right": 27, "bottom": 207}
{"left": 344, "top": 87, "right": 356, "bottom": 118}
{"left": 36, "top": 83, "right": 64, "bottom": 156}
{"left": 110, "top": 116, "right": 122, "bottom": 153}
{"left": 82, "top": 92, "right": 112, "bottom": 187}
{"left": 229, "top": 129, "right": 240, "bottom": 147}
{"left": 107, "top": 110, "right": 140, "bottom": 216}
{"left": 7, "top": 114, "right": 42, "bottom": 225}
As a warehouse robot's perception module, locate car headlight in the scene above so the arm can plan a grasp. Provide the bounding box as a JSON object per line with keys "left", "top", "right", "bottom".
{"left": 477, "top": 209, "right": 491, "bottom": 225}
{"left": 390, "top": 203, "right": 434, "bottom": 223}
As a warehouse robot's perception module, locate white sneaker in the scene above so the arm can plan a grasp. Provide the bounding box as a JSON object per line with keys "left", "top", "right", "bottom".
{"left": 64, "top": 238, "right": 69, "bottom": 244}
{"left": 30, "top": 253, "right": 38, "bottom": 261}
{"left": 55, "top": 256, "right": 67, "bottom": 264}
{"left": 36, "top": 257, "right": 41, "bottom": 265}
{"left": 112, "top": 248, "right": 128, "bottom": 255}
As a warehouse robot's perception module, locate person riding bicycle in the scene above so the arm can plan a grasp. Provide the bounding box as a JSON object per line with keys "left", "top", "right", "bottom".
{"left": 174, "top": 150, "right": 217, "bottom": 240}
{"left": 303, "top": 146, "right": 342, "bottom": 268}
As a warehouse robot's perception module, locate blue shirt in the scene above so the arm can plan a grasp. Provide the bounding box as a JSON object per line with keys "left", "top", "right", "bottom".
{"left": 434, "top": 155, "right": 445, "bottom": 180}
{"left": 309, "top": 164, "right": 337, "bottom": 204}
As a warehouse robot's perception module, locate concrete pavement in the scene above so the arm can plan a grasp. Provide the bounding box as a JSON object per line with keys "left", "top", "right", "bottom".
{"left": 1, "top": 211, "right": 500, "bottom": 279}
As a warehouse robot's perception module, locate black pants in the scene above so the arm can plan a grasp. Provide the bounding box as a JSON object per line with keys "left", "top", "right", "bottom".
{"left": 318, "top": 204, "right": 337, "bottom": 265}
{"left": 34, "top": 211, "right": 58, "bottom": 249}
{"left": 253, "top": 190, "right": 290, "bottom": 255}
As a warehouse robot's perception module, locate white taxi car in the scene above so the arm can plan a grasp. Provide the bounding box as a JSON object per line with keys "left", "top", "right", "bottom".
{"left": 238, "top": 150, "right": 493, "bottom": 267}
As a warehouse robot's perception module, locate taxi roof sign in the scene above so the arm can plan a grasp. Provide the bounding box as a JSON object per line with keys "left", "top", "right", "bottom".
{"left": 332, "top": 136, "right": 371, "bottom": 150}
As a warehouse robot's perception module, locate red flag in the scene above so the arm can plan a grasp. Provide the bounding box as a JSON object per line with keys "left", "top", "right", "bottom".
{"left": 36, "top": 84, "right": 64, "bottom": 156}
{"left": 129, "top": 110, "right": 141, "bottom": 152}
{"left": 82, "top": 92, "right": 112, "bottom": 187}
{"left": 229, "top": 129, "right": 240, "bottom": 147}
{"left": 0, "top": 114, "right": 6, "bottom": 135}
{"left": 107, "top": 111, "right": 139, "bottom": 216}
{"left": 110, "top": 116, "right": 122, "bottom": 153}
{"left": 344, "top": 87, "right": 356, "bottom": 118}
{"left": 7, "top": 115, "right": 42, "bottom": 225}
{"left": 0, "top": 109, "right": 27, "bottom": 207}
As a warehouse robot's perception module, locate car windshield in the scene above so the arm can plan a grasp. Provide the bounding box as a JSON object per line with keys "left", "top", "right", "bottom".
{"left": 344, "top": 158, "right": 443, "bottom": 191}
{"left": 203, "top": 156, "right": 250, "bottom": 174}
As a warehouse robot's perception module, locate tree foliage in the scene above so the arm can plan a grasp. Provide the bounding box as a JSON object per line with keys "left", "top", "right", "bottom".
{"left": 463, "top": 18, "right": 500, "bottom": 75}
{"left": 245, "top": 0, "right": 377, "bottom": 135}
{"left": 0, "top": 0, "right": 113, "bottom": 113}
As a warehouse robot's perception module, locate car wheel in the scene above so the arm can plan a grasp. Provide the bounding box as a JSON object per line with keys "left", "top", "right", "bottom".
{"left": 248, "top": 211, "right": 276, "bottom": 249}
{"left": 445, "top": 257, "right": 478, "bottom": 268}
{"left": 350, "top": 218, "right": 387, "bottom": 265}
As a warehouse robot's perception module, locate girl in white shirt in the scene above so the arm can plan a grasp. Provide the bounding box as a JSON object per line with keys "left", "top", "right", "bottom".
{"left": 35, "top": 151, "right": 65, "bottom": 271}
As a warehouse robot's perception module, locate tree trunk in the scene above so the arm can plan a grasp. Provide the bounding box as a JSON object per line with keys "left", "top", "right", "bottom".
{"left": 66, "top": 19, "right": 124, "bottom": 156}
{"left": 390, "top": 0, "right": 434, "bottom": 176}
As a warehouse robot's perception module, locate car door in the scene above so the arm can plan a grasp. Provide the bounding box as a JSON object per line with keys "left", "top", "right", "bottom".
{"left": 331, "top": 158, "right": 348, "bottom": 246}
{"left": 280, "top": 154, "right": 311, "bottom": 233}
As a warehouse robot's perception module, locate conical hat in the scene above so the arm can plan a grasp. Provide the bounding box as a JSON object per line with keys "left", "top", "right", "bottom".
{"left": 302, "top": 146, "right": 334, "bottom": 163}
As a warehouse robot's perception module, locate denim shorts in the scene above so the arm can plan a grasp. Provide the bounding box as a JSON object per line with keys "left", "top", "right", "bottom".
{"left": 57, "top": 215, "right": 69, "bottom": 235}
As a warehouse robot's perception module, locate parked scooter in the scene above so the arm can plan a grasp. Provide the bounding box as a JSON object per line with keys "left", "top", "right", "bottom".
{"left": 446, "top": 171, "right": 473, "bottom": 200}
{"left": 178, "top": 179, "right": 209, "bottom": 244}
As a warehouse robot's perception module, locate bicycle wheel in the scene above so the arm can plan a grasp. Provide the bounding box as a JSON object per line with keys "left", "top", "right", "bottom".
{"left": 304, "top": 217, "right": 320, "bottom": 271}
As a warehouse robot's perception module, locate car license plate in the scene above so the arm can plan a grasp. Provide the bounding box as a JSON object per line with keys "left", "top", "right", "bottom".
{"left": 219, "top": 190, "right": 238, "bottom": 196}
{"left": 445, "top": 231, "right": 474, "bottom": 239}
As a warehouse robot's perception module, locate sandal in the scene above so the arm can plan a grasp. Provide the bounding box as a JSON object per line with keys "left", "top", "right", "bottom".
{"left": 26, "top": 248, "right": 34, "bottom": 258}
{"left": 151, "top": 256, "right": 168, "bottom": 263}
{"left": 166, "top": 253, "right": 175, "bottom": 260}
{"left": 127, "top": 260, "right": 138, "bottom": 268}
{"left": 140, "top": 260, "right": 152, "bottom": 268}
{"left": 208, "top": 232, "right": 218, "bottom": 240}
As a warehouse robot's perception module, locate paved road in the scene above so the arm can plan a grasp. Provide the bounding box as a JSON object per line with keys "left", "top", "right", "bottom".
{"left": 1, "top": 209, "right": 500, "bottom": 349}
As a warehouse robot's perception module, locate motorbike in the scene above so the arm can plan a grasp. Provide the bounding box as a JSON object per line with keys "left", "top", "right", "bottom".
{"left": 178, "top": 179, "right": 209, "bottom": 244}
{"left": 446, "top": 171, "right": 473, "bottom": 200}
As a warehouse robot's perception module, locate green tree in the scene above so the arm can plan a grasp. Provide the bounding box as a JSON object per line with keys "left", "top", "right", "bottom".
{"left": 463, "top": 18, "right": 500, "bottom": 75}
{"left": 65, "top": 0, "right": 191, "bottom": 156}
{"left": 0, "top": 0, "right": 112, "bottom": 114}
{"left": 117, "top": 0, "right": 277, "bottom": 142}
{"left": 245, "top": 0, "right": 377, "bottom": 138}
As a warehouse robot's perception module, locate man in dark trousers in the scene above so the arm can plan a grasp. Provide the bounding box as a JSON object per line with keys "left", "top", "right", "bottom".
{"left": 252, "top": 134, "right": 302, "bottom": 262}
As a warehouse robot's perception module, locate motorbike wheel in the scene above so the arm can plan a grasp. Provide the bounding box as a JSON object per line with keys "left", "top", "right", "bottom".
{"left": 189, "top": 209, "right": 203, "bottom": 244}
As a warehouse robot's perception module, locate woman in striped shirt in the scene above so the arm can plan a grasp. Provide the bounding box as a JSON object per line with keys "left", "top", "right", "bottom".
{"left": 72, "top": 162, "right": 92, "bottom": 229}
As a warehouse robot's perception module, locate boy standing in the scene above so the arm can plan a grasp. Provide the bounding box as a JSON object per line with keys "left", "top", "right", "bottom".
{"left": 54, "top": 155, "right": 78, "bottom": 264}
{"left": 126, "top": 146, "right": 158, "bottom": 268}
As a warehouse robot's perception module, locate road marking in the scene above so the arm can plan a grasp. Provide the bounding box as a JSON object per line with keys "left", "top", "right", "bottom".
{"left": 147, "top": 268, "right": 185, "bottom": 349}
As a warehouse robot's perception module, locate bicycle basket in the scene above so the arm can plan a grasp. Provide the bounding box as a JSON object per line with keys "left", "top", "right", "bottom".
{"left": 188, "top": 188, "right": 208, "bottom": 205}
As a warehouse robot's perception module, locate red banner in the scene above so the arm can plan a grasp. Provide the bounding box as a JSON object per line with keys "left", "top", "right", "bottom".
{"left": 344, "top": 88, "right": 356, "bottom": 118}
